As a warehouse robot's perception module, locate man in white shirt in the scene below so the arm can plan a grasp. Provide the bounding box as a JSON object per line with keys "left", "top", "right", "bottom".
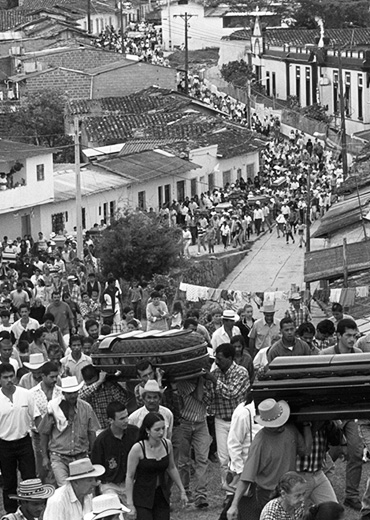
{"left": 43, "top": 458, "right": 105, "bottom": 520}
{"left": 211, "top": 310, "right": 241, "bottom": 354}
{"left": 11, "top": 304, "right": 39, "bottom": 345}
{"left": 128, "top": 380, "right": 173, "bottom": 439}
{"left": 0, "top": 363, "right": 40, "bottom": 513}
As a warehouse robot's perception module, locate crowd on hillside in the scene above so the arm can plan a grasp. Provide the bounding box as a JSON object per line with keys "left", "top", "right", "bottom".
{"left": 0, "top": 126, "right": 356, "bottom": 520}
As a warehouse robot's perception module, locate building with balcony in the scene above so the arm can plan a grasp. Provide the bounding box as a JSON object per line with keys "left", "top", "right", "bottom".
{"left": 0, "top": 139, "right": 54, "bottom": 237}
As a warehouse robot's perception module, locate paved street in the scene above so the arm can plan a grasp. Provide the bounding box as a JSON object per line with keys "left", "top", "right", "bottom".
{"left": 219, "top": 224, "right": 327, "bottom": 322}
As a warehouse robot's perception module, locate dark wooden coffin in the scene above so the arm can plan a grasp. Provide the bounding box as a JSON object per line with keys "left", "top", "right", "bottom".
{"left": 91, "top": 329, "right": 210, "bottom": 380}
{"left": 251, "top": 354, "right": 370, "bottom": 420}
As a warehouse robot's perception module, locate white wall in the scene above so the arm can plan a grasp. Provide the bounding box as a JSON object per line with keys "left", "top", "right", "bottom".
{"left": 218, "top": 39, "right": 250, "bottom": 67}
{"left": 161, "top": 1, "right": 239, "bottom": 51}
{"left": 77, "top": 13, "right": 120, "bottom": 35}
{"left": 0, "top": 153, "right": 53, "bottom": 215}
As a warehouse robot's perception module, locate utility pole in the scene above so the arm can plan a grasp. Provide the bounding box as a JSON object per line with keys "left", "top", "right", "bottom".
{"left": 87, "top": 0, "right": 91, "bottom": 34}
{"left": 74, "top": 117, "right": 83, "bottom": 259}
{"left": 120, "top": 1, "right": 124, "bottom": 53}
{"left": 305, "top": 164, "right": 311, "bottom": 293}
{"left": 337, "top": 47, "right": 348, "bottom": 179}
{"left": 174, "top": 12, "right": 197, "bottom": 95}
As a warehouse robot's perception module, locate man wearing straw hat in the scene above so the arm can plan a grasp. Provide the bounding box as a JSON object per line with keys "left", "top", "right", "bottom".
{"left": 44, "top": 458, "right": 105, "bottom": 520}
{"left": 19, "top": 353, "right": 46, "bottom": 390}
{"left": 39, "top": 376, "right": 100, "bottom": 487}
{"left": 248, "top": 303, "right": 280, "bottom": 358}
{"left": 84, "top": 494, "right": 130, "bottom": 520}
{"left": 227, "top": 398, "right": 311, "bottom": 520}
{"left": 1, "top": 479, "right": 55, "bottom": 520}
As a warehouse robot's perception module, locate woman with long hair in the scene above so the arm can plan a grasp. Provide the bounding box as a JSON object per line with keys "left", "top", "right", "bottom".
{"left": 126, "top": 412, "right": 188, "bottom": 520}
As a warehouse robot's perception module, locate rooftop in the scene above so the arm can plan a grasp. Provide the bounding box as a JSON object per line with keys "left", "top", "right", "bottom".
{"left": 18, "top": 0, "right": 116, "bottom": 16}
{"left": 228, "top": 27, "right": 370, "bottom": 48}
{"left": 53, "top": 163, "right": 128, "bottom": 202}
{"left": 0, "top": 139, "right": 52, "bottom": 162}
{"left": 77, "top": 87, "right": 267, "bottom": 157}
{"left": 96, "top": 150, "right": 201, "bottom": 183}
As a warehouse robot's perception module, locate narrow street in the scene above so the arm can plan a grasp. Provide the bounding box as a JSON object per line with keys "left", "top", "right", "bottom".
{"left": 219, "top": 224, "right": 327, "bottom": 322}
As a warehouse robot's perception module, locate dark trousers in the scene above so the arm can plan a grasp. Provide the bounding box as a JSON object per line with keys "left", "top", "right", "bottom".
{"left": 136, "top": 487, "right": 169, "bottom": 520}
{"left": 0, "top": 435, "right": 36, "bottom": 512}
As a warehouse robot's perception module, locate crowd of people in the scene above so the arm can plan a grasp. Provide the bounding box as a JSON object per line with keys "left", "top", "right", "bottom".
{"left": 0, "top": 282, "right": 366, "bottom": 520}
{"left": 93, "top": 22, "right": 169, "bottom": 66}
{"left": 0, "top": 111, "right": 356, "bottom": 520}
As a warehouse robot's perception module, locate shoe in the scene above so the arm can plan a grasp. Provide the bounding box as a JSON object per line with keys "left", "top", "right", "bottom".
{"left": 194, "top": 496, "right": 209, "bottom": 509}
{"left": 344, "top": 497, "right": 362, "bottom": 510}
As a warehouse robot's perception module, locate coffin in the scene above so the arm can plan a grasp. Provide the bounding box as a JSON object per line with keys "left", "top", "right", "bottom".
{"left": 251, "top": 353, "right": 370, "bottom": 420}
{"left": 91, "top": 329, "right": 210, "bottom": 380}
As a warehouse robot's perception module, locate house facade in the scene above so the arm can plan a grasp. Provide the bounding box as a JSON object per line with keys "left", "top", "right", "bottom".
{"left": 220, "top": 19, "right": 370, "bottom": 136}
{"left": 0, "top": 140, "right": 54, "bottom": 237}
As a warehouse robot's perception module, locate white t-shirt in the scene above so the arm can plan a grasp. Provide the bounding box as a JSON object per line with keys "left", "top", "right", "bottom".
{"left": 0, "top": 386, "right": 40, "bottom": 440}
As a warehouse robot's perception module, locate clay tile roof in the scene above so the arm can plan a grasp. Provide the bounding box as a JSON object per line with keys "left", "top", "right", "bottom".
{"left": 229, "top": 27, "right": 370, "bottom": 48}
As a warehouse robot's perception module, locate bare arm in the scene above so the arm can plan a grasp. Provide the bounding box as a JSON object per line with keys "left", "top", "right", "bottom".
{"left": 126, "top": 444, "right": 141, "bottom": 520}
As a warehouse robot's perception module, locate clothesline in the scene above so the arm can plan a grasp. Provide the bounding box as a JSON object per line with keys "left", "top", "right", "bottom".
{"left": 313, "top": 286, "right": 370, "bottom": 308}
{"left": 178, "top": 282, "right": 309, "bottom": 308}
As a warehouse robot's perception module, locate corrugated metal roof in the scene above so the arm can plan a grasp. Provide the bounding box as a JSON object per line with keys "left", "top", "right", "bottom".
{"left": 118, "top": 139, "right": 180, "bottom": 156}
{"left": 304, "top": 240, "right": 370, "bottom": 283}
{"left": 97, "top": 150, "right": 201, "bottom": 183}
{"left": 53, "top": 163, "right": 128, "bottom": 202}
{"left": 313, "top": 193, "right": 370, "bottom": 238}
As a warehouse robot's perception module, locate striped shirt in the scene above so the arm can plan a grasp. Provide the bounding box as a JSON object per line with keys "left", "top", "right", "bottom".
{"left": 177, "top": 380, "right": 207, "bottom": 423}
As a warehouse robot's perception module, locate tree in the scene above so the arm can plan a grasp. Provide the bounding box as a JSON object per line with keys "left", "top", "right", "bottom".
{"left": 6, "top": 90, "right": 74, "bottom": 163}
{"left": 97, "top": 209, "right": 185, "bottom": 281}
{"left": 220, "top": 60, "right": 255, "bottom": 88}
{"left": 289, "top": 0, "right": 370, "bottom": 28}
{"left": 301, "top": 104, "right": 331, "bottom": 124}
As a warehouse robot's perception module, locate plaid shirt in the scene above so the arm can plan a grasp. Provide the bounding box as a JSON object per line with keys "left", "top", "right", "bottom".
{"left": 79, "top": 380, "right": 127, "bottom": 429}
{"left": 260, "top": 498, "right": 305, "bottom": 520}
{"left": 296, "top": 428, "right": 327, "bottom": 473}
{"left": 204, "top": 362, "right": 249, "bottom": 421}
{"left": 285, "top": 304, "right": 311, "bottom": 328}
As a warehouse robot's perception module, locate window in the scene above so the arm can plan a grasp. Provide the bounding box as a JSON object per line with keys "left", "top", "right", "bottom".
{"left": 51, "top": 213, "right": 64, "bottom": 234}
{"left": 305, "top": 67, "right": 311, "bottom": 106}
{"left": 223, "top": 170, "right": 231, "bottom": 187}
{"left": 99, "top": 206, "right": 101, "bottom": 216}
{"left": 266, "top": 71, "right": 270, "bottom": 97}
{"left": 65, "top": 211, "right": 68, "bottom": 223}
{"left": 103, "top": 202, "right": 108, "bottom": 223}
{"left": 36, "top": 164, "right": 44, "bottom": 181}
{"left": 138, "top": 191, "right": 146, "bottom": 210}
{"left": 158, "top": 186, "right": 163, "bottom": 208}
{"left": 190, "top": 178, "right": 197, "bottom": 197}
{"left": 246, "top": 163, "right": 255, "bottom": 180}
{"left": 296, "top": 66, "right": 301, "bottom": 103}
{"left": 272, "top": 72, "right": 276, "bottom": 97}
{"left": 164, "top": 184, "right": 170, "bottom": 205}
{"left": 345, "top": 72, "right": 351, "bottom": 117}
{"left": 82, "top": 207, "right": 86, "bottom": 229}
{"left": 110, "top": 200, "right": 115, "bottom": 218}
{"left": 333, "top": 70, "right": 339, "bottom": 113}
{"left": 237, "top": 168, "right": 242, "bottom": 180}
{"left": 358, "top": 73, "right": 363, "bottom": 120}
{"left": 208, "top": 173, "right": 214, "bottom": 192}
{"left": 176, "top": 181, "right": 184, "bottom": 202}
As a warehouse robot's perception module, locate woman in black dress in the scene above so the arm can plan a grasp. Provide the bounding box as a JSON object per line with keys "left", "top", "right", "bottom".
{"left": 126, "top": 412, "right": 188, "bottom": 520}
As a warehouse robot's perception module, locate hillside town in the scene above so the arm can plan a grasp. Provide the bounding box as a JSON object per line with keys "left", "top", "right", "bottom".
{"left": 0, "top": 1, "right": 370, "bottom": 520}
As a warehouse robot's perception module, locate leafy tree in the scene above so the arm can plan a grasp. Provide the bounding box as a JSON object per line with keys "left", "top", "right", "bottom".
{"left": 6, "top": 90, "right": 74, "bottom": 162}
{"left": 220, "top": 60, "right": 255, "bottom": 88}
{"left": 97, "top": 209, "right": 185, "bottom": 281}
{"left": 290, "top": 0, "right": 370, "bottom": 28}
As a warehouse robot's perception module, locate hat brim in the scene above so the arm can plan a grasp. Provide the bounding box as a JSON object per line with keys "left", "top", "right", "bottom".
{"left": 261, "top": 308, "right": 275, "bottom": 314}
{"left": 255, "top": 400, "right": 290, "bottom": 428}
{"left": 9, "top": 485, "right": 55, "bottom": 501}
{"left": 23, "top": 362, "right": 46, "bottom": 370}
{"left": 66, "top": 464, "right": 105, "bottom": 481}
{"left": 85, "top": 505, "right": 131, "bottom": 520}
{"left": 139, "top": 386, "right": 164, "bottom": 397}
{"left": 56, "top": 381, "right": 85, "bottom": 393}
